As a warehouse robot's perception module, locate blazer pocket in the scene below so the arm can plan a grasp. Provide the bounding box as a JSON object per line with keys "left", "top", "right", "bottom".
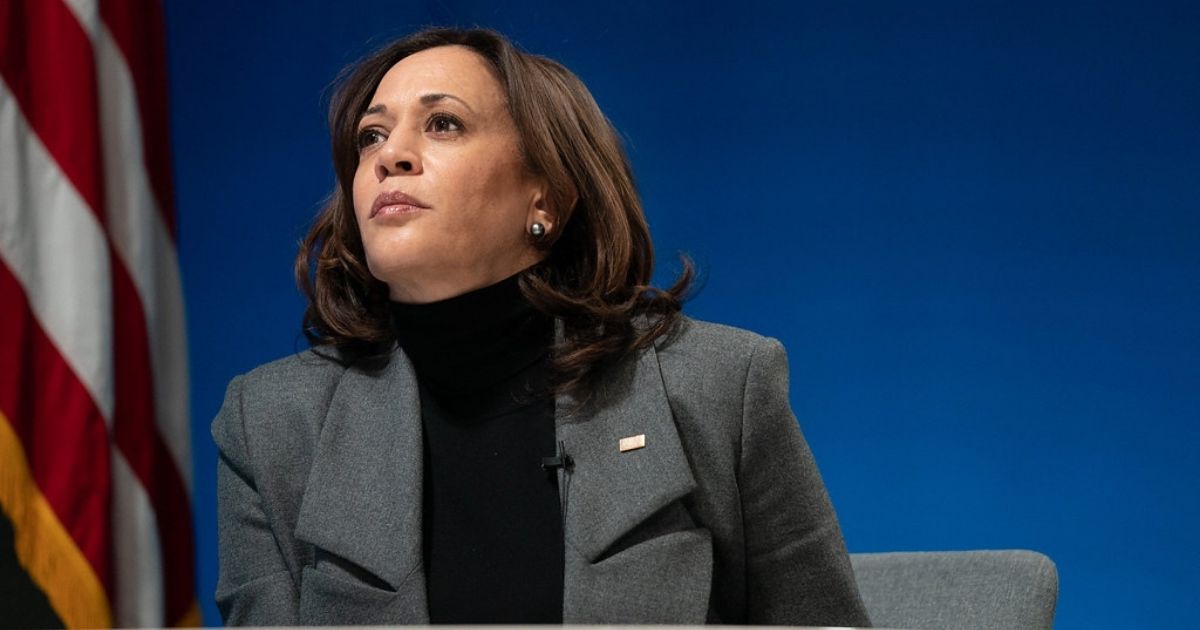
{"left": 308, "top": 547, "right": 396, "bottom": 592}
{"left": 565, "top": 527, "right": 714, "bottom": 624}
{"left": 298, "top": 551, "right": 426, "bottom": 625}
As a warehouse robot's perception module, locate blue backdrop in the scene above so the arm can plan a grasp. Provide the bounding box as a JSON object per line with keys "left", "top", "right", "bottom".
{"left": 166, "top": 1, "right": 1199, "bottom": 627}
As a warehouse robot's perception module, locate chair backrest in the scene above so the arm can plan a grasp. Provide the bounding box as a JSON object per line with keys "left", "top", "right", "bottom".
{"left": 849, "top": 550, "right": 1058, "bottom": 630}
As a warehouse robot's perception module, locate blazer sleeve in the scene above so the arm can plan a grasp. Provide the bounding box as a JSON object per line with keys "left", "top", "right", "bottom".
{"left": 212, "top": 375, "right": 300, "bottom": 626}
{"left": 738, "top": 337, "right": 872, "bottom": 627}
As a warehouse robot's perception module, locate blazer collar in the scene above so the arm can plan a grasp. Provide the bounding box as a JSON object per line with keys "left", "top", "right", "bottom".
{"left": 292, "top": 338, "right": 696, "bottom": 597}
{"left": 294, "top": 351, "right": 424, "bottom": 591}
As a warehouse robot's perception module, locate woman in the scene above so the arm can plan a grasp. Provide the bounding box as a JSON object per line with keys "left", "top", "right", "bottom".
{"left": 213, "top": 28, "right": 870, "bottom": 627}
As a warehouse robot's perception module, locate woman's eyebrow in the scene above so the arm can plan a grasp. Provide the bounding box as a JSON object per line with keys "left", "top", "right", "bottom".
{"left": 359, "top": 103, "right": 388, "bottom": 121}
{"left": 359, "top": 94, "right": 474, "bottom": 124}
{"left": 420, "top": 92, "right": 474, "bottom": 112}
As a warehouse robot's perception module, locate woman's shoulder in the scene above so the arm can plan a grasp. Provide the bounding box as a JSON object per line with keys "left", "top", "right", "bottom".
{"left": 237, "top": 346, "right": 352, "bottom": 389}
{"left": 212, "top": 347, "right": 359, "bottom": 461}
{"left": 655, "top": 316, "right": 785, "bottom": 369}
{"left": 220, "top": 347, "right": 354, "bottom": 424}
{"left": 647, "top": 317, "right": 796, "bottom": 470}
{"left": 652, "top": 316, "right": 789, "bottom": 403}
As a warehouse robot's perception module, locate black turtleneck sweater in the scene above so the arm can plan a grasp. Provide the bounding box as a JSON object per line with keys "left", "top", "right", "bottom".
{"left": 389, "top": 274, "right": 563, "bottom": 624}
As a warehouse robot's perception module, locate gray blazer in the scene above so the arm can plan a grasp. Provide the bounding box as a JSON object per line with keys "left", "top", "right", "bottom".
{"left": 212, "top": 317, "right": 870, "bottom": 626}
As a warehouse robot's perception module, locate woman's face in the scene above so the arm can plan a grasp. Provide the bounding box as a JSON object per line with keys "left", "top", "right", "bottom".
{"left": 352, "top": 45, "right": 550, "bottom": 303}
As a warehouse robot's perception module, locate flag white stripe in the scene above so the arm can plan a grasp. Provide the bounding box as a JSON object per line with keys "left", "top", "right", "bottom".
{"left": 111, "top": 449, "right": 165, "bottom": 627}
{"left": 94, "top": 19, "right": 193, "bottom": 492}
{"left": 60, "top": 0, "right": 97, "bottom": 38}
{"left": 0, "top": 80, "right": 115, "bottom": 423}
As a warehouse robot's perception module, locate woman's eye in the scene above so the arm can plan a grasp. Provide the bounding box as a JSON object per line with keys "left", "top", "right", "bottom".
{"left": 357, "top": 128, "right": 385, "bottom": 150}
{"left": 427, "top": 114, "right": 463, "bottom": 135}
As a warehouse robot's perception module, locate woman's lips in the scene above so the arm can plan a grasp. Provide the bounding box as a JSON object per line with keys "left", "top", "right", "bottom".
{"left": 371, "top": 191, "right": 430, "bottom": 218}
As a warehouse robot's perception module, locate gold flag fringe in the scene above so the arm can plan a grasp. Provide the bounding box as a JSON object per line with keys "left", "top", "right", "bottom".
{"left": 174, "top": 600, "right": 202, "bottom": 627}
{"left": 0, "top": 412, "right": 113, "bottom": 629}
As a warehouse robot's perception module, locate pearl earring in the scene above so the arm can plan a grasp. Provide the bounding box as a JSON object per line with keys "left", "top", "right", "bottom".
{"left": 530, "top": 222, "right": 547, "bottom": 238}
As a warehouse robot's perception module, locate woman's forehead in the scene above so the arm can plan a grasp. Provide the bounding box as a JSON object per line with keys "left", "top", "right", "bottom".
{"left": 370, "top": 46, "right": 504, "bottom": 112}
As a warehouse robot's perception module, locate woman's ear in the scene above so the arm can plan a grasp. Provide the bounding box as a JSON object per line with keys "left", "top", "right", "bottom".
{"left": 526, "top": 180, "right": 577, "bottom": 238}
{"left": 529, "top": 194, "right": 556, "bottom": 234}
{"left": 528, "top": 176, "right": 578, "bottom": 241}
{"left": 526, "top": 183, "right": 562, "bottom": 239}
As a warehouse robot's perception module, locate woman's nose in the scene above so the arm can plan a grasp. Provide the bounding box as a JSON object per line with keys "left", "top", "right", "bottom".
{"left": 374, "top": 133, "right": 422, "bottom": 180}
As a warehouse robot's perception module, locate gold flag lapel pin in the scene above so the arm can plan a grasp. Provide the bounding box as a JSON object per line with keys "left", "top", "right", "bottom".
{"left": 619, "top": 434, "right": 646, "bottom": 452}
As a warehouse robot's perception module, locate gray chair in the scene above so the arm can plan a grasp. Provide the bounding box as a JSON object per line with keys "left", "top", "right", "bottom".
{"left": 850, "top": 550, "right": 1059, "bottom": 630}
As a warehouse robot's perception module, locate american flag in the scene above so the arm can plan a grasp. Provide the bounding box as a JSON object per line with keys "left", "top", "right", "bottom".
{"left": 1, "top": 0, "right": 197, "bottom": 626}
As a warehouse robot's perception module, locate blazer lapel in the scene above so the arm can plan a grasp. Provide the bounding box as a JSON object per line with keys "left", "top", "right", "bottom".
{"left": 290, "top": 340, "right": 711, "bottom": 624}
{"left": 294, "top": 351, "right": 428, "bottom": 624}
{"left": 557, "top": 343, "right": 714, "bottom": 623}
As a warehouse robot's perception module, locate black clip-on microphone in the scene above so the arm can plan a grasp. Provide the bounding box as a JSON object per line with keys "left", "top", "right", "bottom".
{"left": 541, "top": 440, "right": 573, "bottom": 472}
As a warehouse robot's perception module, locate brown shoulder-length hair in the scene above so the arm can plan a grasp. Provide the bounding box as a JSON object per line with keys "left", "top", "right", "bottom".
{"left": 296, "top": 27, "right": 692, "bottom": 398}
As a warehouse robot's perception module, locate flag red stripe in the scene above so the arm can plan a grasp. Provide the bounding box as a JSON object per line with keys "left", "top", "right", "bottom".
{"left": 98, "top": 0, "right": 178, "bottom": 241}
{"left": 0, "top": 261, "right": 114, "bottom": 596}
{"left": 0, "top": 0, "right": 106, "bottom": 221}
{"left": 110, "top": 269, "right": 196, "bottom": 625}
